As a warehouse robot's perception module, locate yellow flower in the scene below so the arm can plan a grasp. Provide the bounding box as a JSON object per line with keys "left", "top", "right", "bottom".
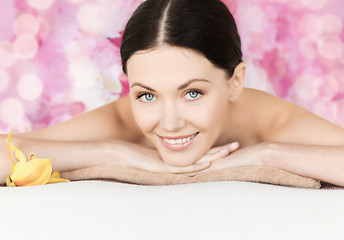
{"left": 6, "top": 132, "right": 70, "bottom": 187}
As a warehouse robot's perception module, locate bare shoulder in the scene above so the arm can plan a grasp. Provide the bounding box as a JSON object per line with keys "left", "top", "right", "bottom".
{"left": 237, "top": 88, "right": 294, "bottom": 141}
{"left": 17, "top": 96, "right": 144, "bottom": 143}
{"left": 250, "top": 88, "right": 344, "bottom": 145}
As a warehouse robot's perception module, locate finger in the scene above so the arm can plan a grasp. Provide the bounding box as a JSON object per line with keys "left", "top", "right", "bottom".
{"left": 206, "top": 142, "right": 239, "bottom": 154}
{"left": 196, "top": 142, "right": 240, "bottom": 164}
{"left": 196, "top": 148, "right": 231, "bottom": 164}
{"left": 166, "top": 161, "right": 211, "bottom": 174}
{"left": 206, "top": 142, "right": 235, "bottom": 154}
{"left": 206, "top": 145, "right": 228, "bottom": 154}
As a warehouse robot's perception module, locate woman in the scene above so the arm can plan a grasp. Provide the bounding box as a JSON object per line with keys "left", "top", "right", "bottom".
{"left": 1, "top": 0, "right": 344, "bottom": 186}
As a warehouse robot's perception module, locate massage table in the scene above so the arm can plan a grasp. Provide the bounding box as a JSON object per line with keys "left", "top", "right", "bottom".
{"left": 1, "top": 180, "right": 344, "bottom": 240}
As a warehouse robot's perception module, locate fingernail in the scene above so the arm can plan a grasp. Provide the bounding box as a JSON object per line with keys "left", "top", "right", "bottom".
{"left": 219, "top": 148, "right": 229, "bottom": 153}
{"left": 228, "top": 142, "right": 239, "bottom": 148}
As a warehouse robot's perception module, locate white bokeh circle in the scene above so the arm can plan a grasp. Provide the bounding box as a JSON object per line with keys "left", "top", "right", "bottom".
{"left": 301, "top": 0, "right": 328, "bottom": 10}
{"left": 27, "top": 0, "right": 55, "bottom": 10}
{"left": 0, "top": 98, "right": 25, "bottom": 125}
{"left": 313, "top": 75, "right": 339, "bottom": 101}
{"left": 317, "top": 36, "right": 343, "bottom": 60}
{"left": 69, "top": 56, "right": 101, "bottom": 89}
{"left": 17, "top": 74, "right": 44, "bottom": 101}
{"left": 12, "top": 35, "right": 39, "bottom": 60}
{"left": 77, "top": 4, "right": 109, "bottom": 34}
{"left": 66, "top": 0, "right": 85, "bottom": 3}
{"left": 294, "top": 74, "right": 317, "bottom": 101}
{"left": 13, "top": 14, "right": 40, "bottom": 36}
{"left": 316, "top": 14, "right": 343, "bottom": 37}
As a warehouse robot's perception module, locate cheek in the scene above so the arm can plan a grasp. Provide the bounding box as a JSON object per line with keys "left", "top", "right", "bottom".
{"left": 131, "top": 102, "right": 159, "bottom": 133}
{"left": 186, "top": 96, "right": 227, "bottom": 129}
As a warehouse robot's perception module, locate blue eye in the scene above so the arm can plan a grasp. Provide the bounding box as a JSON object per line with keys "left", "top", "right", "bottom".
{"left": 185, "top": 90, "right": 202, "bottom": 100}
{"left": 137, "top": 93, "right": 155, "bottom": 102}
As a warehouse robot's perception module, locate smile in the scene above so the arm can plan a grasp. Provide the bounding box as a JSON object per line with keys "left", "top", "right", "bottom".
{"left": 162, "top": 133, "right": 198, "bottom": 144}
{"left": 159, "top": 132, "right": 199, "bottom": 151}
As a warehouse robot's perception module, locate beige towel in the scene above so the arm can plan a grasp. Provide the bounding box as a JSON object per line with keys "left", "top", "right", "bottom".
{"left": 61, "top": 165, "right": 322, "bottom": 189}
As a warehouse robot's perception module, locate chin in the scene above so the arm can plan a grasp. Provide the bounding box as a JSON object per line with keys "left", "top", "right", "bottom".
{"left": 158, "top": 150, "right": 203, "bottom": 167}
{"left": 151, "top": 132, "right": 213, "bottom": 167}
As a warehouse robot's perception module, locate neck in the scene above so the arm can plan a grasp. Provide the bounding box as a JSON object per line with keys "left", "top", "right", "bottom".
{"left": 214, "top": 88, "right": 256, "bottom": 148}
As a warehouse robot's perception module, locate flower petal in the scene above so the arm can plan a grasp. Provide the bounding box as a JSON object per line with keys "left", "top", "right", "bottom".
{"left": 47, "top": 171, "right": 70, "bottom": 184}
{"left": 7, "top": 132, "right": 17, "bottom": 175}
{"left": 7, "top": 132, "right": 15, "bottom": 164}
{"left": 10, "top": 143, "right": 27, "bottom": 163}
{"left": 10, "top": 162, "right": 16, "bottom": 177}
{"left": 51, "top": 171, "right": 60, "bottom": 178}
{"left": 12, "top": 160, "right": 25, "bottom": 176}
{"left": 5, "top": 176, "right": 16, "bottom": 187}
{"left": 25, "top": 165, "right": 54, "bottom": 186}
{"left": 11, "top": 158, "right": 52, "bottom": 186}
{"left": 47, "top": 177, "right": 70, "bottom": 184}
{"left": 29, "top": 153, "right": 37, "bottom": 161}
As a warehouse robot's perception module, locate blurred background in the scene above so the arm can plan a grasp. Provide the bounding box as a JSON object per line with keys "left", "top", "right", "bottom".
{"left": 1, "top": 0, "right": 344, "bottom": 134}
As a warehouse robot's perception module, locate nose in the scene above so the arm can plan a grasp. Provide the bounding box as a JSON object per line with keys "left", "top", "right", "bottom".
{"left": 160, "top": 100, "right": 185, "bottom": 132}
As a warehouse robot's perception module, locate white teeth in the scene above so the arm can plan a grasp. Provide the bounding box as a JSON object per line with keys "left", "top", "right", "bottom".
{"left": 162, "top": 133, "right": 197, "bottom": 145}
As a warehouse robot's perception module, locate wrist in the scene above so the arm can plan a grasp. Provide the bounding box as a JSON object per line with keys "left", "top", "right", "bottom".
{"left": 260, "top": 142, "right": 279, "bottom": 168}
{"left": 102, "top": 139, "right": 142, "bottom": 167}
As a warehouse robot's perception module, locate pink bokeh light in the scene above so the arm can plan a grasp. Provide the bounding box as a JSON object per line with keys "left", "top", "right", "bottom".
{"left": 0, "top": 0, "right": 344, "bottom": 133}
{"left": 12, "top": 14, "right": 40, "bottom": 36}
{"left": 12, "top": 35, "right": 39, "bottom": 60}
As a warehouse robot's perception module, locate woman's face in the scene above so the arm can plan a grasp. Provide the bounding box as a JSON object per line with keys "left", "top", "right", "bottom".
{"left": 126, "top": 45, "right": 232, "bottom": 167}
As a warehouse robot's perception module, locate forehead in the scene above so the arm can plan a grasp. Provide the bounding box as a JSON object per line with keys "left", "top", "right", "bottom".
{"left": 126, "top": 45, "right": 223, "bottom": 83}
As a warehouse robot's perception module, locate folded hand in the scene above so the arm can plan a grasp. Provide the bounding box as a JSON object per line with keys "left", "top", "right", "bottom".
{"left": 186, "top": 142, "right": 268, "bottom": 176}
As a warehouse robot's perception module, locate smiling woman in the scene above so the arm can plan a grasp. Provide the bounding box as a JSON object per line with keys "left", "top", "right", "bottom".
{"left": 126, "top": 45, "right": 238, "bottom": 167}
{"left": 1, "top": 0, "right": 344, "bottom": 187}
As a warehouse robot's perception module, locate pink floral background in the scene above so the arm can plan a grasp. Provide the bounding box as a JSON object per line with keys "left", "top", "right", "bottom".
{"left": 1, "top": 0, "right": 344, "bottom": 134}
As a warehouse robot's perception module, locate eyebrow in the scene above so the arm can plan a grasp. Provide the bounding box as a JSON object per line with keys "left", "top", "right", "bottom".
{"left": 130, "top": 78, "right": 212, "bottom": 92}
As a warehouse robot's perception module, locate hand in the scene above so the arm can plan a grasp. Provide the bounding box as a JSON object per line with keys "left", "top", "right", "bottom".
{"left": 186, "top": 142, "right": 268, "bottom": 176}
{"left": 111, "top": 140, "right": 212, "bottom": 174}
{"left": 195, "top": 141, "right": 241, "bottom": 165}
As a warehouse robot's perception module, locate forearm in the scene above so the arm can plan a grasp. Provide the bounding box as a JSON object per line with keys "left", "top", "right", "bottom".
{"left": 264, "top": 142, "right": 344, "bottom": 186}
{"left": 0, "top": 134, "right": 126, "bottom": 183}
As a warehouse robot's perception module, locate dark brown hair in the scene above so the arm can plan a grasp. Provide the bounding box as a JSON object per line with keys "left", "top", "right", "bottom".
{"left": 120, "top": 0, "right": 243, "bottom": 78}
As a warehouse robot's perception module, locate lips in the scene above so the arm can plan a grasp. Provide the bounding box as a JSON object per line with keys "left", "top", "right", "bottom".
{"left": 158, "top": 132, "right": 199, "bottom": 151}
{"left": 160, "top": 132, "right": 198, "bottom": 140}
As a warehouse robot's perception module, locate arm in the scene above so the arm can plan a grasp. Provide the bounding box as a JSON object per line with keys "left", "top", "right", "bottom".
{"left": 0, "top": 134, "right": 125, "bottom": 183}
{"left": 0, "top": 97, "right": 134, "bottom": 182}
{"left": 0, "top": 96, "right": 212, "bottom": 183}
{"left": 0, "top": 134, "right": 214, "bottom": 184}
{"left": 193, "top": 103, "right": 344, "bottom": 186}
{"left": 262, "top": 105, "right": 344, "bottom": 186}
{"left": 15, "top": 96, "right": 143, "bottom": 143}
{"left": 263, "top": 142, "right": 344, "bottom": 186}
